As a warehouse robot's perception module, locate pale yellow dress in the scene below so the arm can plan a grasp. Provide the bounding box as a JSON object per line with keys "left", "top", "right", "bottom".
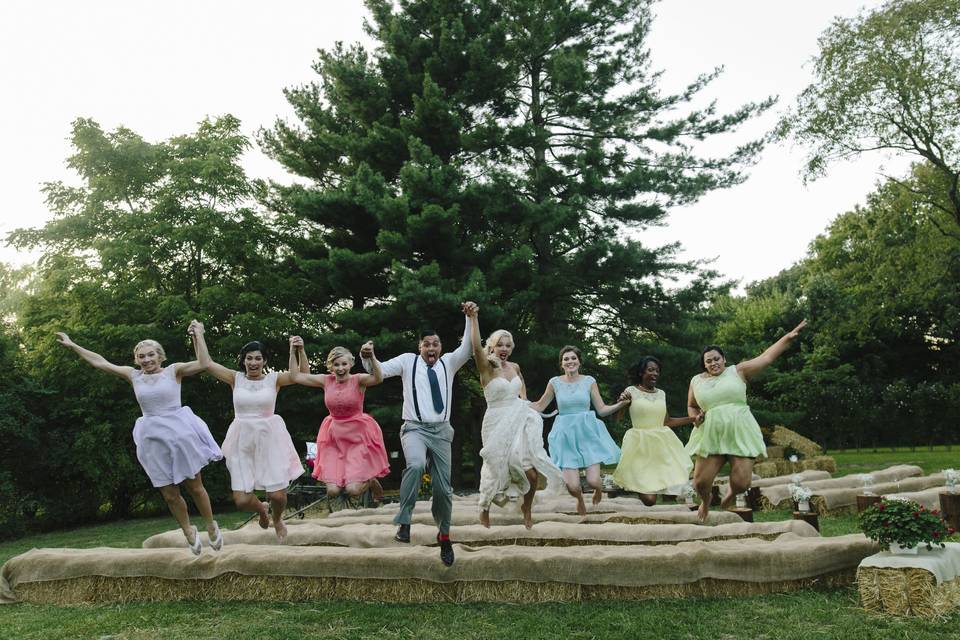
{"left": 612, "top": 387, "right": 693, "bottom": 493}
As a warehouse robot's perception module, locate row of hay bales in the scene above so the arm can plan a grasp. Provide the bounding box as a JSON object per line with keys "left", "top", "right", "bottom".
{"left": 2, "top": 493, "right": 883, "bottom": 605}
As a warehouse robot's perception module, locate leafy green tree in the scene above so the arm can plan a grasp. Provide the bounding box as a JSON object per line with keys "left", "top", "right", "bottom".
{"left": 6, "top": 117, "right": 320, "bottom": 526}
{"left": 779, "top": 0, "right": 960, "bottom": 238}
{"left": 713, "top": 164, "right": 960, "bottom": 448}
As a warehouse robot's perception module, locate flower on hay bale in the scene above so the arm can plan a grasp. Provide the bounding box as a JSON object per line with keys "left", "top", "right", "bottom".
{"left": 859, "top": 498, "right": 952, "bottom": 551}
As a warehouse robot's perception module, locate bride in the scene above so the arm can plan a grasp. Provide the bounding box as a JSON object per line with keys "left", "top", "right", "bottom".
{"left": 467, "top": 307, "right": 562, "bottom": 528}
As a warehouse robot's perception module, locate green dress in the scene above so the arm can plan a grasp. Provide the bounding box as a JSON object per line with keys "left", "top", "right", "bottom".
{"left": 684, "top": 365, "right": 766, "bottom": 459}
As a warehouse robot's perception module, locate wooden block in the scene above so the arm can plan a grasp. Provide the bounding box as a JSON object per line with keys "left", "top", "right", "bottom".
{"left": 746, "top": 486, "right": 762, "bottom": 510}
{"left": 940, "top": 492, "right": 960, "bottom": 531}
{"left": 711, "top": 485, "right": 721, "bottom": 506}
{"left": 730, "top": 507, "right": 753, "bottom": 522}
{"left": 857, "top": 494, "right": 882, "bottom": 513}
{"left": 792, "top": 511, "right": 820, "bottom": 532}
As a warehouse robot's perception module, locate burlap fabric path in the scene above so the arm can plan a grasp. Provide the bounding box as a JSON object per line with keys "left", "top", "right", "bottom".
{"left": 810, "top": 475, "right": 946, "bottom": 516}
{"left": 1, "top": 533, "right": 877, "bottom": 605}
{"left": 142, "top": 519, "right": 818, "bottom": 549}
{"left": 748, "top": 470, "right": 831, "bottom": 489}
{"left": 360, "top": 495, "right": 694, "bottom": 515}
{"left": 884, "top": 487, "right": 950, "bottom": 511}
{"left": 760, "top": 465, "right": 924, "bottom": 510}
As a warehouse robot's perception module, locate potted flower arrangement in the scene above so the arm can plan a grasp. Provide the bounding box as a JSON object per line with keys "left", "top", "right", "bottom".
{"left": 678, "top": 482, "right": 696, "bottom": 505}
{"left": 859, "top": 498, "right": 955, "bottom": 554}
{"left": 945, "top": 468, "right": 959, "bottom": 494}
{"left": 790, "top": 484, "right": 813, "bottom": 512}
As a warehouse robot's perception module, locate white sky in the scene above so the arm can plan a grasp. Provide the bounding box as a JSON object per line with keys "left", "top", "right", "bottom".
{"left": 0, "top": 1, "right": 904, "bottom": 289}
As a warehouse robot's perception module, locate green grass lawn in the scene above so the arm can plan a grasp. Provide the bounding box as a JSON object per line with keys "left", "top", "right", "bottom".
{"left": 828, "top": 446, "right": 959, "bottom": 477}
{"left": 2, "top": 449, "right": 959, "bottom": 639}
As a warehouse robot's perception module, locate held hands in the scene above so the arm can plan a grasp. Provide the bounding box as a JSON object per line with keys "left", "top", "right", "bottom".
{"left": 617, "top": 389, "right": 632, "bottom": 404}
{"left": 359, "top": 341, "right": 375, "bottom": 359}
{"left": 461, "top": 301, "right": 479, "bottom": 317}
{"left": 289, "top": 335, "right": 304, "bottom": 350}
{"left": 188, "top": 319, "right": 204, "bottom": 337}
{"left": 694, "top": 411, "right": 705, "bottom": 426}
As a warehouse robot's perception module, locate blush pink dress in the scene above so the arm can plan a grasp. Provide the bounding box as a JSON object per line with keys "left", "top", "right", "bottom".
{"left": 312, "top": 374, "right": 390, "bottom": 487}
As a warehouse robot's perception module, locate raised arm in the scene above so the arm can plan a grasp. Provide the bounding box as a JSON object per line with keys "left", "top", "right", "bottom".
{"left": 530, "top": 380, "right": 556, "bottom": 414}
{"left": 589, "top": 382, "right": 630, "bottom": 418}
{"left": 665, "top": 413, "right": 701, "bottom": 428}
{"left": 275, "top": 338, "right": 303, "bottom": 387}
{"left": 468, "top": 307, "right": 495, "bottom": 385}
{"left": 362, "top": 345, "right": 405, "bottom": 379}
{"left": 286, "top": 336, "right": 326, "bottom": 388}
{"left": 56, "top": 332, "right": 133, "bottom": 381}
{"left": 736, "top": 320, "right": 807, "bottom": 382}
{"left": 175, "top": 320, "right": 208, "bottom": 382}
{"left": 446, "top": 302, "right": 477, "bottom": 372}
{"left": 356, "top": 341, "right": 383, "bottom": 387}
{"left": 189, "top": 321, "right": 235, "bottom": 387}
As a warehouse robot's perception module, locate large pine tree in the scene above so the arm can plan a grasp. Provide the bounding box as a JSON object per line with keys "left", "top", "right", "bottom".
{"left": 261, "top": 0, "right": 771, "bottom": 485}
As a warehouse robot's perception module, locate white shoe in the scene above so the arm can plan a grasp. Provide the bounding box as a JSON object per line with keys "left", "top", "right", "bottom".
{"left": 208, "top": 521, "right": 223, "bottom": 551}
{"left": 186, "top": 525, "right": 202, "bottom": 556}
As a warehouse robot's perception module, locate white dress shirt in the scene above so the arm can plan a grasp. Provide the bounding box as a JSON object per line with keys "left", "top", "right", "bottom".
{"left": 362, "top": 316, "right": 473, "bottom": 423}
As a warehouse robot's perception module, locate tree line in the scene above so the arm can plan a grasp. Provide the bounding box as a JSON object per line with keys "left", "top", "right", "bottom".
{"left": 1, "top": 0, "right": 957, "bottom": 536}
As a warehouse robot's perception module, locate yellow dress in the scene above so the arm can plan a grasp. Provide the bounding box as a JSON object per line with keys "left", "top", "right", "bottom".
{"left": 612, "top": 387, "right": 693, "bottom": 493}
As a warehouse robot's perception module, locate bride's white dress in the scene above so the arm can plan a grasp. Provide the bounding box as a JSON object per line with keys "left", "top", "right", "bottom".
{"left": 477, "top": 376, "right": 563, "bottom": 510}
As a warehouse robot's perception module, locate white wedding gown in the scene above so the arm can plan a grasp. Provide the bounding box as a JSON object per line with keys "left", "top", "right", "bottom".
{"left": 477, "top": 376, "right": 563, "bottom": 510}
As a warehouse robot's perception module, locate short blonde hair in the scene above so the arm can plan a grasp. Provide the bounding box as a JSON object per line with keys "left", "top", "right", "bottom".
{"left": 484, "top": 330, "right": 514, "bottom": 369}
{"left": 325, "top": 346, "right": 355, "bottom": 372}
{"left": 133, "top": 340, "right": 166, "bottom": 364}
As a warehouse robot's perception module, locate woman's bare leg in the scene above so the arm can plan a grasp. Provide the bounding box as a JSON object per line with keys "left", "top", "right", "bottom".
{"left": 693, "top": 455, "right": 726, "bottom": 522}
{"left": 585, "top": 464, "right": 603, "bottom": 506}
{"left": 521, "top": 468, "right": 539, "bottom": 529}
{"left": 562, "top": 468, "right": 586, "bottom": 516}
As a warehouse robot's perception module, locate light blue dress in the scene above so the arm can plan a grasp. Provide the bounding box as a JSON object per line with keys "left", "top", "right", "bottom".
{"left": 547, "top": 375, "right": 621, "bottom": 469}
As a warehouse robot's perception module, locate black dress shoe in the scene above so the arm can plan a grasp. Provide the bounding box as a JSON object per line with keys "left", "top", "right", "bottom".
{"left": 395, "top": 524, "right": 411, "bottom": 543}
{"left": 437, "top": 534, "right": 454, "bottom": 566}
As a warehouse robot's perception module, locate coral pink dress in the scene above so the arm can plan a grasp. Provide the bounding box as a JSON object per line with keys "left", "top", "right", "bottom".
{"left": 312, "top": 374, "right": 390, "bottom": 487}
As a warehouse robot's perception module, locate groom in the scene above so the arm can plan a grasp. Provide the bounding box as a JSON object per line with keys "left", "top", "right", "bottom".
{"left": 360, "top": 301, "right": 477, "bottom": 566}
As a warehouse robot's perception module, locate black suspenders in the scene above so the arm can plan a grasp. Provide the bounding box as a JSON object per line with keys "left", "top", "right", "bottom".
{"left": 410, "top": 355, "right": 449, "bottom": 422}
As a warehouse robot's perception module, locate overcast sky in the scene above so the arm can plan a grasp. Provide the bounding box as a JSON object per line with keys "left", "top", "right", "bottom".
{"left": 0, "top": 1, "right": 904, "bottom": 289}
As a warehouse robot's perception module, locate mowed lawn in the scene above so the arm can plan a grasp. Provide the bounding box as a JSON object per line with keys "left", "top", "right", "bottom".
{"left": 2, "top": 448, "right": 959, "bottom": 640}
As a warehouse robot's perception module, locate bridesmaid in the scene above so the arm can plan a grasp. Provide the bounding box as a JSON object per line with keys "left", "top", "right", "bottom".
{"left": 56, "top": 326, "right": 223, "bottom": 554}
{"left": 611, "top": 356, "right": 700, "bottom": 506}
{"left": 288, "top": 339, "right": 389, "bottom": 502}
{"left": 531, "top": 346, "right": 629, "bottom": 515}
{"left": 468, "top": 307, "right": 562, "bottom": 529}
{"left": 192, "top": 322, "right": 306, "bottom": 542}
{"left": 687, "top": 320, "right": 807, "bottom": 522}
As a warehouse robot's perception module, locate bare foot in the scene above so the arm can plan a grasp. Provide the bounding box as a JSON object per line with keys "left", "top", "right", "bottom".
{"left": 697, "top": 501, "right": 710, "bottom": 524}
{"left": 480, "top": 510, "right": 490, "bottom": 528}
{"left": 370, "top": 478, "right": 384, "bottom": 502}
{"left": 592, "top": 488, "right": 603, "bottom": 506}
{"left": 275, "top": 520, "right": 288, "bottom": 544}
{"left": 719, "top": 490, "right": 734, "bottom": 511}
{"left": 576, "top": 494, "right": 587, "bottom": 516}
{"left": 258, "top": 502, "right": 270, "bottom": 529}
{"left": 521, "top": 504, "right": 533, "bottom": 529}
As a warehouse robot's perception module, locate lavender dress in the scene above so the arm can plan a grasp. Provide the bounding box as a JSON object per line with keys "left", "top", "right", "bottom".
{"left": 131, "top": 366, "right": 223, "bottom": 487}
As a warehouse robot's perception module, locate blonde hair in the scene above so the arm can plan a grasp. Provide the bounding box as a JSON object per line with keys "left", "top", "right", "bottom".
{"left": 484, "top": 329, "right": 514, "bottom": 369}
{"left": 325, "top": 346, "right": 355, "bottom": 373}
{"left": 133, "top": 340, "right": 166, "bottom": 365}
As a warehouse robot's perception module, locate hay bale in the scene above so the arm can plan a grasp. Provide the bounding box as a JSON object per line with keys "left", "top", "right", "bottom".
{"left": 754, "top": 461, "right": 780, "bottom": 478}
{"left": 801, "top": 456, "right": 837, "bottom": 473}
{"left": 3, "top": 534, "right": 878, "bottom": 605}
{"left": 768, "top": 426, "right": 823, "bottom": 458}
{"left": 858, "top": 567, "right": 960, "bottom": 617}
{"left": 766, "top": 446, "right": 786, "bottom": 459}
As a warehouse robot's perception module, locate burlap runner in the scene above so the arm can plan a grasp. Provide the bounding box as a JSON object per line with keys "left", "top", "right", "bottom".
{"left": 884, "top": 487, "right": 950, "bottom": 511}
{"left": 811, "top": 475, "right": 945, "bottom": 514}
{"left": 749, "top": 470, "right": 831, "bottom": 489}
{"left": 142, "top": 519, "right": 817, "bottom": 549}
{"left": 761, "top": 465, "right": 924, "bottom": 509}
{"left": 357, "top": 496, "right": 691, "bottom": 516}
{"left": 1, "top": 533, "right": 878, "bottom": 604}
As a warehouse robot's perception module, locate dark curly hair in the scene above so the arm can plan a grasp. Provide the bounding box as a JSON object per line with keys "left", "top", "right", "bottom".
{"left": 629, "top": 356, "right": 662, "bottom": 385}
